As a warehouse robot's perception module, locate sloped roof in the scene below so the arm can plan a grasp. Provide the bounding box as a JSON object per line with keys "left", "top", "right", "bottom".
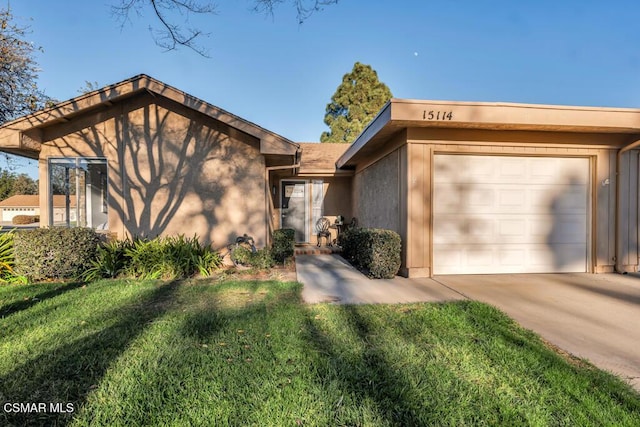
{"left": 0, "top": 74, "right": 299, "bottom": 158}
{"left": 297, "top": 142, "right": 351, "bottom": 176}
{"left": 0, "top": 194, "right": 76, "bottom": 208}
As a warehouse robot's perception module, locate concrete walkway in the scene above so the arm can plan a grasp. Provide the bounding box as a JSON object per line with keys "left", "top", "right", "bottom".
{"left": 296, "top": 255, "right": 640, "bottom": 391}
{"left": 297, "top": 254, "right": 464, "bottom": 304}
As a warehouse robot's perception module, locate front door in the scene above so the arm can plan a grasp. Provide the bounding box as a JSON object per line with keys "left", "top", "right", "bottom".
{"left": 281, "top": 181, "right": 307, "bottom": 242}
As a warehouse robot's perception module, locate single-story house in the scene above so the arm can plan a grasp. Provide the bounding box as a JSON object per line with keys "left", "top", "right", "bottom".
{"left": 0, "top": 74, "right": 639, "bottom": 277}
{"left": 0, "top": 194, "right": 76, "bottom": 223}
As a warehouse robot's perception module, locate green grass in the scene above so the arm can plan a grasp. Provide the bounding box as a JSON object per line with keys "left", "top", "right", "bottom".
{"left": 0, "top": 278, "right": 639, "bottom": 426}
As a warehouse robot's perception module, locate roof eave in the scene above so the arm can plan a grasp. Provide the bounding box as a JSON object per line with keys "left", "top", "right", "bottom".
{"left": 336, "top": 101, "right": 392, "bottom": 169}
{"left": 296, "top": 169, "right": 354, "bottom": 177}
{"left": 337, "top": 99, "right": 640, "bottom": 168}
{"left": 0, "top": 74, "right": 299, "bottom": 157}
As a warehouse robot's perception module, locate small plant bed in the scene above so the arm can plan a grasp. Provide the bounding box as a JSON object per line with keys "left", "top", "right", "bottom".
{"left": 217, "top": 259, "right": 297, "bottom": 282}
{"left": 0, "top": 279, "right": 639, "bottom": 426}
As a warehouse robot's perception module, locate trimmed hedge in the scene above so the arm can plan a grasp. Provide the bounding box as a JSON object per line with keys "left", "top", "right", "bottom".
{"left": 12, "top": 215, "right": 39, "bottom": 225}
{"left": 231, "top": 246, "right": 275, "bottom": 269}
{"left": 13, "top": 227, "right": 102, "bottom": 281}
{"left": 272, "top": 228, "right": 295, "bottom": 263}
{"left": 341, "top": 227, "right": 401, "bottom": 279}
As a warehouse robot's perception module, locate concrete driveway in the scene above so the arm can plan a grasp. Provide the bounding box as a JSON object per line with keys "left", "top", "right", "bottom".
{"left": 436, "top": 273, "right": 640, "bottom": 391}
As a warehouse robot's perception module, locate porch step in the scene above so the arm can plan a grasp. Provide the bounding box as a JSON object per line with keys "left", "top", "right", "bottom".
{"left": 295, "top": 245, "right": 342, "bottom": 256}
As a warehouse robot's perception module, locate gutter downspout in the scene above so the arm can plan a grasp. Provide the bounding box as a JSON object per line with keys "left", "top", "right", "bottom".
{"left": 615, "top": 138, "right": 640, "bottom": 273}
{"left": 264, "top": 149, "right": 301, "bottom": 246}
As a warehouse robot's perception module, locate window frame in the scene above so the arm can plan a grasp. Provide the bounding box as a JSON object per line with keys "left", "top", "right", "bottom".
{"left": 48, "top": 157, "right": 108, "bottom": 229}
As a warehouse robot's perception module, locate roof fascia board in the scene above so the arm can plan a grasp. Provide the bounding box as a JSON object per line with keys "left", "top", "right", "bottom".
{"left": 2, "top": 76, "right": 149, "bottom": 131}
{"left": 143, "top": 77, "right": 299, "bottom": 154}
{"left": 0, "top": 74, "right": 299, "bottom": 156}
{"left": 336, "top": 101, "right": 392, "bottom": 169}
{"left": 336, "top": 99, "right": 640, "bottom": 169}
{"left": 392, "top": 99, "right": 640, "bottom": 133}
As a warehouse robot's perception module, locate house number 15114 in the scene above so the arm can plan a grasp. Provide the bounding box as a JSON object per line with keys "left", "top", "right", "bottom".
{"left": 423, "top": 110, "right": 453, "bottom": 121}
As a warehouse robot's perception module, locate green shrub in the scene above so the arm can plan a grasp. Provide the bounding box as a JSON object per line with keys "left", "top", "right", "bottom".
{"left": 0, "top": 231, "right": 15, "bottom": 281}
{"left": 231, "top": 245, "right": 253, "bottom": 266}
{"left": 249, "top": 248, "right": 275, "bottom": 269}
{"left": 122, "top": 235, "right": 221, "bottom": 280}
{"left": 272, "top": 228, "right": 295, "bottom": 263}
{"left": 196, "top": 249, "right": 223, "bottom": 277}
{"left": 230, "top": 245, "right": 274, "bottom": 269}
{"left": 341, "top": 228, "right": 401, "bottom": 279}
{"left": 0, "top": 231, "right": 26, "bottom": 284}
{"left": 11, "top": 215, "right": 39, "bottom": 225}
{"left": 13, "top": 228, "right": 102, "bottom": 281}
{"left": 82, "top": 239, "right": 134, "bottom": 282}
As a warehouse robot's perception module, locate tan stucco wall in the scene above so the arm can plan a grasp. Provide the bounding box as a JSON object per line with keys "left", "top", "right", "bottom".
{"left": 353, "top": 149, "right": 401, "bottom": 233}
{"left": 350, "top": 126, "right": 639, "bottom": 278}
{"left": 322, "top": 177, "right": 353, "bottom": 219}
{"left": 617, "top": 150, "right": 639, "bottom": 271}
{"left": 38, "top": 92, "right": 267, "bottom": 247}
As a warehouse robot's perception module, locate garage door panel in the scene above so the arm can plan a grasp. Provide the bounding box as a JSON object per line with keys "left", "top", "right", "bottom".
{"left": 436, "top": 156, "right": 588, "bottom": 185}
{"left": 433, "top": 216, "right": 496, "bottom": 243}
{"left": 433, "top": 154, "right": 589, "bottom": 274}
{"left": 498, "top": 190, "right": 525, "bottom": 208}
{"left": 435, "top": 214, "right": 586, "bottom": 245}
{"left": 499, "top": 158, "right": 528, "bottom": 181}
{"left": 547, "top": 216, "right": 588, "bottom": 243}
{"left": 434, "top": 248, "right": 463, "bottom": 267}
{"left": 530, "top": 157, "right": 589, "bottom": 183}
{"left": 433, "top": 183, "right": 497, "bottom": 212}
{"left": 434, "top": 244, "right": 586, "bottom": 274}
{"left": 436, "top": 183, "right": 587, "bottom": 215}
{"left": 499, "top": 219, "right": 526, "bottom": 238}
{"left": 553, "top": 189, "right": 588, "bottom": 211}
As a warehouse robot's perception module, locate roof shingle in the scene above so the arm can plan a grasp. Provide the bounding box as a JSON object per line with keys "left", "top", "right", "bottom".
{"left": 0, "top": 194, "right": 77, "bottom": 208}
{"left": 297, "top": 142, "right": 350, "bottom": 174}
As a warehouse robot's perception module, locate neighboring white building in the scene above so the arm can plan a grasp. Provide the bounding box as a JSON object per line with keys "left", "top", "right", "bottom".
{"left": 0, "top": 195, "right": 76, "bottom": 223}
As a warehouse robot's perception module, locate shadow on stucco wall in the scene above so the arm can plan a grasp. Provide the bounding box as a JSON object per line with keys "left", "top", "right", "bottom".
{"left": 43, "top": 90, "right": 266, "bottom": 247}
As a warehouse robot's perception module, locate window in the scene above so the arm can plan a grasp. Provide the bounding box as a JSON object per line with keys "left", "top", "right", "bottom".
{"left": 49, "top": 158, "right": 108, "bottom": 230}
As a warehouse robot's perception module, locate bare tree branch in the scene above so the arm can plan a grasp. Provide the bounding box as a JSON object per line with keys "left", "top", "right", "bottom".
{"left": 111, "top": 0, "right": 338, "bottom": 56}
{"left": 111, "top": 0, "right": 216, "bottom": 56}
{"left": 253, "top": 0, "right": 338, "bottom": 24}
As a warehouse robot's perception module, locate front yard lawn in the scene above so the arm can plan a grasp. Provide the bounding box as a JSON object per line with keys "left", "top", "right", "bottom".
{"left": 1, "top": 278, "right": 639, "bottom": 426}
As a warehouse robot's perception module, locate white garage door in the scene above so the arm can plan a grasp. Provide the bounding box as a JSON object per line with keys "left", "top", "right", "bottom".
{"left": 433, "top": 154, "right": 589, "bottom": 274}
{"left": 2, "top": 208, "right": 37, "bottom": 222}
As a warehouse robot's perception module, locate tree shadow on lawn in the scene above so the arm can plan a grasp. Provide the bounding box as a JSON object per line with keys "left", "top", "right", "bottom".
{"left": 0, "top": 280, "right": 181, "bottom": 427}
{"left": 455, "top": 302, "right": 640, "bottom": 420}
{"left": 302, "top": 301, "right": 640, "bottom": 426}
{"left": 0, "top": 282, "right": 86, "bottom": 318}
{"left": 302, "top": 304, "right": 428, "bottom": 426}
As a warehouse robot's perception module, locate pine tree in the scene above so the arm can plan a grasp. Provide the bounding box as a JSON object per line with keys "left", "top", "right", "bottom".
{"left": 321, "top": 62, "right": 392, "bottom": 143}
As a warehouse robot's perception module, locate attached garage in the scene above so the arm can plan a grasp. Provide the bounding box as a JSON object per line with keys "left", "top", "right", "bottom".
{"left": 433, "top": 154, "right": 589, "bottom": 274}
{"left": 338, "top": 99, "right": 640, "bottom": 278}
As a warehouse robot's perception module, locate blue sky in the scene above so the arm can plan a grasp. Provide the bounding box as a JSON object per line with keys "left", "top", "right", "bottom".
{"left": 7, "top": 1, "right": 640, "bottom": 175}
